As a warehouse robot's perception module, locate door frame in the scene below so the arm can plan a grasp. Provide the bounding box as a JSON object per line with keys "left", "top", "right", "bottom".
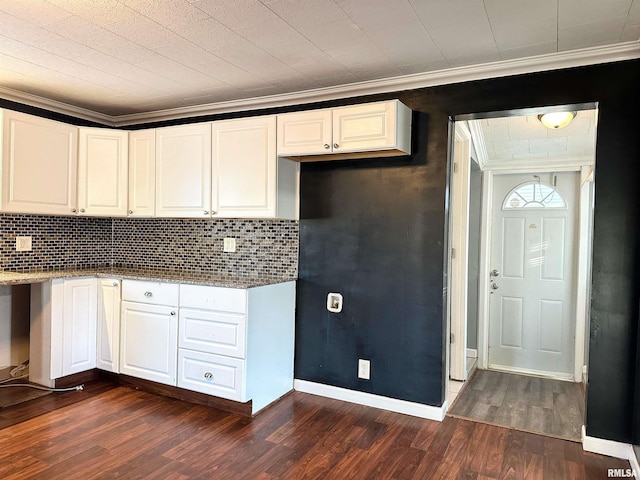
{"left": 477, "top": 165, "right": 594, "bottom": 382}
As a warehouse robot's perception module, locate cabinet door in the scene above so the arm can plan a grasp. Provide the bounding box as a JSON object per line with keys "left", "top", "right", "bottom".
{"left": 97, "top": 279, "right": 121, "bottom": 373}
{"left": 120, "top": 301, "right": 177, "bottom": 385}
{"left": 78, "top": 128, "right": 128, "bottom": 216}
{"left": 128, "top": 129, "right": 156, "bottom": 217}
{"left": 1, "top": 110, "right": 78, "bottom": 215}
{"left": 212, "top": 116, "right": 276, "bottom": 218}
{"left": 156, "top": 123, "right": 211, "bottom": 218}
{"left": 62, "top": 278, "right": 98, "bottom": 376}
{"left": 332, "top": 101, "right": 398, "bottom": 153}
{"left": 276, "top": 109, "right": 332, "bottom": 156}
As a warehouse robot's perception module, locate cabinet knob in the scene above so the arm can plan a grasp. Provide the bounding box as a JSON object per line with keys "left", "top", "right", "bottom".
{"left": 204, "top": 210, "right": 209, "bottom": 215}
{"left": 333, "top": 143, "right": 339, "bottom": 149}
{"left": 204, "top": 372, "right": 213, "bottom": 380}
{"left": 128, "top": 210, "right": 133, "bottom": 215}
{"left": 72, "top": 208, "right": 77, "bottom": 213}
{"left": 80, "top": 208, "right": 85, "bottom": 213}
{"left": 112, "top": 282, "right": 118, "bottom": 287}
{"left": 144, "top": 291, "right": 153, "bottom": 297}
{"left": 170, "top": 311, "right": 176, "bottom": 316}
{"left": 324, "top": 144, "right": 330, "bottom": 149}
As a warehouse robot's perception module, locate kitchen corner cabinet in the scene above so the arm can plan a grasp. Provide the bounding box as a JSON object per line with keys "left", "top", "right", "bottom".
{"left": 128, "top": 129, "right": 156, "bottom": 217}
{"left": 156, "top": 123, "right": 212, "bottom": 218}
{"left": 276, "top": 99, "right": 412, "bottom": 161}
{"left": 1, "top": 109, "right": 78, "bottom": 215}
{"left": 97, "top": 279, "right": 121, "bottom": 373}
{"left": 29, "top": 277, "right": 98, "bottom": 384}
{"left": 78, "top": 128, "right": 128, "bottom": 216}
{"left": 120, "top": 280, "right": 179, "bottom": 386}
{"left": 213, "top": 116, "right": 296, "bottom": 218}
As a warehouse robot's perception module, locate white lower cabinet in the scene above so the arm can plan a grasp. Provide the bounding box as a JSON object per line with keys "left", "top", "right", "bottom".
{"left": 97, "top": 279, "right": 121, "bottom": 373}
{"left": 29, "top": 277, "right": 97, "bottom": 385}
{"left": 178, "top": 349, "right": 245, "bottom": 401}
{"left": 119, "top": 280, "right": 178, "bottom": 386}
{"left": 177, "top": 281, "right": 295, "bottom": 414}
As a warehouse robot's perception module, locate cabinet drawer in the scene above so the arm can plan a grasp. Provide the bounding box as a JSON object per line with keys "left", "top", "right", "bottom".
{"left": 122, "top": 279, "right": 179, "bottom": 306}
{"left": 179, "top": 284, "right": 246, "bottom": 313}
{"left": 177, "top": 349, "right": 245, "bottom": 401}
{"left": 179, "top": 309, "right": 246, "bottom": 358}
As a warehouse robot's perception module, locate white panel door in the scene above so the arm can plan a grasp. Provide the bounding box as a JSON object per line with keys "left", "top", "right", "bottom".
{"left": 62, "top": 278, "right": 98, "bottom": 376}
{"left": 156, "top": 123, "right": 211, "bottom": 218}
{"left": 276, "top": 109, "right": 332, "bottom": 156}
{"left": 332, "top": 101, "right": 397, "bottom": 153}
{"left": 128, "top": 129, "right": 156, "bottom": 217}
{"left": 78, "top": 128, "right": 128, "bottom": 216}
{"left": 120, "top": 301, "right": 178, "bottom": 385}
{"left": 212, "top": 116, "right": 276, "bottom": 218}
{"left": 1, "top": 109, "right": 78, "bottom": 215}
{"left": 97, "top": 279, "right": 121, "bottom": 373}
{"left": 488, "top": 172, "right": 578, "bottom": 378}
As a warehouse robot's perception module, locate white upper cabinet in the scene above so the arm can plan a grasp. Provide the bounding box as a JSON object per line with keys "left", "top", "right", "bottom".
{"left": 212, "top": 116, "right": 277, "bottom": 218}
{"left": 276, "top": 109, "right": 332, "bottom": 156}
{"left": 276, "top": 100, "right": 412, "bottom": 161}
{"left": 156, "top": 123, "right": 212, "bottom": 218}
{"left": 128, "top": 129, "right": 156, "bottom": 217}
{"left": 1, "top": 109, "right": 78, "bottom": 215}
{"left": 78, "top": 128, "right": 128, "bottom": 216}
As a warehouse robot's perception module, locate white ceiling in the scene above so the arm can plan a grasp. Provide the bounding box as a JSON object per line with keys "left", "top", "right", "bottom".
{"left": 468, "top": 109, "right": 597, "bottom": 170}
{"left": 1, "top": 0, "right": 639, "bottom": 121}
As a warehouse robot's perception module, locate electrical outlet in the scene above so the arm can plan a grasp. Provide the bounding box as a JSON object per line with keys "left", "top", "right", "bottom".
{"left": 223, "top": 237, "right": 236, "bottom": 253}
{"left": 16, "top": 236, "right": 32, "bottom": 252}
{"left": 358, "top": 359, "right": 370, "bottom": 380}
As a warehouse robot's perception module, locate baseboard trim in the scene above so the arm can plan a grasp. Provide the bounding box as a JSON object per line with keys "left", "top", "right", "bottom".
{"left": 582, "top": 425, "right": 639, "bottom": 470}
{"left": 466, "top": 348, "right": 478, "bottom": 358}
{"left": 293, "top": 379, "right": 446, "bottom": 421}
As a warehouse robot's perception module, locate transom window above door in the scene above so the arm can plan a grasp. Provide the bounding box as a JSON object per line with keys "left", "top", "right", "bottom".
{"left": 502, "top": 181, "right": 567, "bottom": 210}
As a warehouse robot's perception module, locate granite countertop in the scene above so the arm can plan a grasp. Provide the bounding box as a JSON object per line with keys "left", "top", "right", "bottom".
{"left": 0, "top": 267, "right": 295, "bottom": 289}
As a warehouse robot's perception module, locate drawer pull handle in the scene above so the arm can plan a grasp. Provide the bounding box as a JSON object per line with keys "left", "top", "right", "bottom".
{"left": 144, "top": 291, "right": 153, "bottom": 297}
{"left": 204, "top": 372, "right": 213, "bottom": 380}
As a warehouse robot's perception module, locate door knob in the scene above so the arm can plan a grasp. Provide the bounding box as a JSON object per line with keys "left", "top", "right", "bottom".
{"left": 490, "top": 269, "right": 500, "bottom": 277}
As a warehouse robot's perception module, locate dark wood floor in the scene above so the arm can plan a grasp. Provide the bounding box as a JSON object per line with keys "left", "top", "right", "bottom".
{"left": 0, "top": 380, "right": 630, "bottom": 479}
{"left": 449, "top": 370, "right": 584, "bottom": 441}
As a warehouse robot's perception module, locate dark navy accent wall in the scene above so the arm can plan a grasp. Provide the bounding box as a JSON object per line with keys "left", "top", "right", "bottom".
{"left": 295, "top": 59, "right": 640, "bottom": 443}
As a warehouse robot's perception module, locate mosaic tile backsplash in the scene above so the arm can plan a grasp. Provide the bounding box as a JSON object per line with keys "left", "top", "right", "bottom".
{"left": 0, "top": 214, "right": 111, "bottom": 271}
{"left": 1, "top": 214, "right": 299, "bottom": 278}
{"left": 111, "top": 218, "right": 298, "bottom": 278}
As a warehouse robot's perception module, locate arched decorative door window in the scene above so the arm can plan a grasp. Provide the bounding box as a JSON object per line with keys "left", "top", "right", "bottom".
{"left": 502, "top": 180, "right": 567, "bottom": 210}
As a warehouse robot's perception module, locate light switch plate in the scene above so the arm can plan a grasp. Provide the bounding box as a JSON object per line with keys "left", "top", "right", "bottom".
{"left": 16, "top": 236, "right": 32, "bottom": 252}
{"left": 223, "top": 237, "right": 236, "bottom": 253}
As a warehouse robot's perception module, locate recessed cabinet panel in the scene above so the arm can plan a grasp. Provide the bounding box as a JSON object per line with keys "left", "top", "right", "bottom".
{"left": 61, "top": 278, "right": 98, "bottom": 376}
{"left": 1, "top": 110, "right": 78, "bottom": 215}
{"left": 212, "top": 116, "right": 276, "bottom": 218}
{"left": 156, "top": 123, "right": 211, "bottom": 218}
{"left": 177, "top": 349, "right": 245, "bottom": 401}
{"left": 333, "top": 101, "right": 397, "bottom": 153}
{"left": 128, "top": 129, "right": 156, "bottom": 217}
{"left": 179, "top": 309, "right": 247, "bottom": 359}
{"left": 120, "top": 301, "right": 178, "bottom": 386}
{"left": 276, "top": 109, "right": 332, "bottom": 156}
{"left": 97, "top": 279, "right": 121, "bottom": 373}
{"left": 78, "top": 128, "right": 128, "bottom": 216}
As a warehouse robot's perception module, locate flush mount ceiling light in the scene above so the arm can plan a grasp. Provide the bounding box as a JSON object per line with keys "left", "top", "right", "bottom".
{"left": 538, "top": 111, "right": 577, "bottom": 129}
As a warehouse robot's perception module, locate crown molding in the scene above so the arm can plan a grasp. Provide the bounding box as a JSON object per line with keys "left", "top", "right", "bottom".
{"left": 0, "top": 86, "right": 114, "bottom": 126}
{"left": 1, "top": 42, "right": 639, "bottom": 127}
{"left": 467, "top": 121, "right": 489, "bottom": 170}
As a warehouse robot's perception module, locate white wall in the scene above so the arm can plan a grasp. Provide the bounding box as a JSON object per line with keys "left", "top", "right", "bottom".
{"left": 0, "top": 285, "right": 30, "bottom": 369}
